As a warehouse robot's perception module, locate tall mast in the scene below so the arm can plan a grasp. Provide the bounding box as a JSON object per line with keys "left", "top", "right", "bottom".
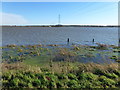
{"left": 58, "top": 14, "right": 60, "bottom": 25}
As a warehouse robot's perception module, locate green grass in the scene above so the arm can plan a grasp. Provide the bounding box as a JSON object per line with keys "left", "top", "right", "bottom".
{"left": 1, "top": 44, "right": 120, "bottom": 88}
{"left": 2, "top": 44, "right": 119, "bottom": 64}
{"left": 23, "top": 56, "right": 51, "bottom": 67}
{"left": 2, "top": 67, "right": 120, "bottom": 88}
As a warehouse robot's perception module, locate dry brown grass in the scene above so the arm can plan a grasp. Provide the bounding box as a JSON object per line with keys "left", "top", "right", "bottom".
{"left": 1, "top": 62, "right": 41, "bottom": 74}
{"left": 1, "top": 62, "right": 119, "bottom": 74}
{"left": 58, "top": 48, "right": 76, "bottom": 56}
{"left": 53, "top": 48, "right": 77, "bottom": 62}
{"left": 76, "top": 63, "right": 119, "bottom": 73}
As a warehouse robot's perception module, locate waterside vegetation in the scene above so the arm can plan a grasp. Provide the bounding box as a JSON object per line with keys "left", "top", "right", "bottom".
{"left": 1, "top": 44, "right": 120, "bottom": 88}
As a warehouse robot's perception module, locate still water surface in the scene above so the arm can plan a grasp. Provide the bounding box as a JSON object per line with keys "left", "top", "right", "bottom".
{"left": 2, "top": 27, "right": 118, "bottom": 46}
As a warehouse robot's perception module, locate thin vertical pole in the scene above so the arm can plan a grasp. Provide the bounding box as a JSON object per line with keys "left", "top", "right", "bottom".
{"left": 58, "top": 14, "right": 60, "bottom": 25}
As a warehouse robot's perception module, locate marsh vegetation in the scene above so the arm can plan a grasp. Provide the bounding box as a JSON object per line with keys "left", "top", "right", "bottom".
{"left": 1, "top": 44, "right": 120, "bottom": 88}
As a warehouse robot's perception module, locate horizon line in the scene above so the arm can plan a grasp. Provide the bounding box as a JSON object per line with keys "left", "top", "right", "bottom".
{"left": 0, "top": 24, "right": 119, "bottom": 26}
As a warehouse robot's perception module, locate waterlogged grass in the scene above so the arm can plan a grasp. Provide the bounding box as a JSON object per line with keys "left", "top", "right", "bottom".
{"left": 24, "top": 56, "right": 51, "bottom": 66}
{"left": 2, "top": 44, "right": 119, "bottom": 64}
{"left": 1, "top": 44, "right": 120, "bottom": 88}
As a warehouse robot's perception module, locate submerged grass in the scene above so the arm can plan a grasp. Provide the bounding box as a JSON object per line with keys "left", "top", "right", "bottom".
{"left": 1, "top": 44, "right": 120, "bottom": 88}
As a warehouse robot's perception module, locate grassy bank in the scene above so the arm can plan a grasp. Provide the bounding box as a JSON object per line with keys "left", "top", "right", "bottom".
{"left": 1, "top": 62, "right": 120, "bottom": 88}
{"left": 1, "top": 44, "right": 120, "bottom": 88}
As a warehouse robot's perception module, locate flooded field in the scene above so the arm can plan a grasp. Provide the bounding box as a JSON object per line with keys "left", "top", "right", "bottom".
{"left": 2, "top": 27, "right": 118, "bottom": 46}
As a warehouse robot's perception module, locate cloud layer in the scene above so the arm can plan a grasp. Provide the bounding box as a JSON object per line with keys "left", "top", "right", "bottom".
{"left": 0, "top": 12, "right": 28, "bottom": 25}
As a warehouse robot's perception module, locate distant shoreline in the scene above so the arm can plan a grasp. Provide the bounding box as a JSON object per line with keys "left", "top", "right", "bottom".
{"left": 0, "top": 25, "right": 119, "bottom": 27}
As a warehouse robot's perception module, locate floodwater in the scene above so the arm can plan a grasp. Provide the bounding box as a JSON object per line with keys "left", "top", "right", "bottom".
{"left": 2, "top": 27, "right": 118, "bottom": 46}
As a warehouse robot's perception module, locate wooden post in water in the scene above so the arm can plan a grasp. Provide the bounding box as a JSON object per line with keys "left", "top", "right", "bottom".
{"left": 92, "top": 38, "right": 94, "bottom": 43}
{"left": 118, "top": 38, "right": 120, "bottom": 46}
{"left": 67, "top": 38, "right": 70, "bottom": 45}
